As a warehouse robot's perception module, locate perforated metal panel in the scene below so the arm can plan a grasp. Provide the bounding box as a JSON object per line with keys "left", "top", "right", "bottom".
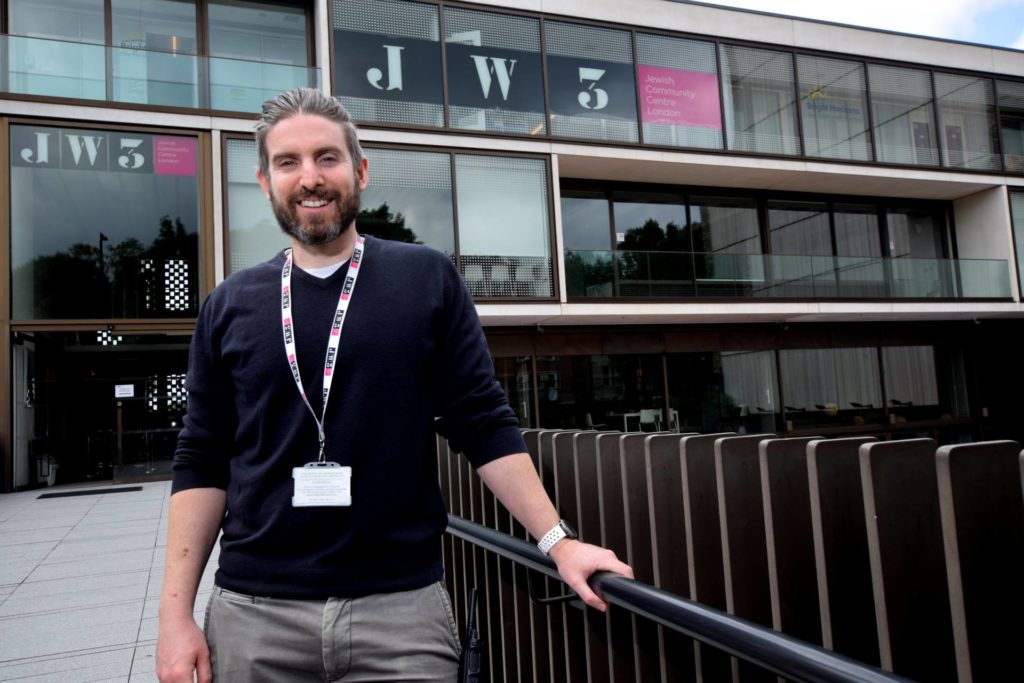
{"left": 333, "top": 0, "right": 438, "bottom": 39}
{"left": 226, "top": 138, "right": 257, "bottom": 183}
{"left": 367, "top": 147, "right": 450, "bottom": 191}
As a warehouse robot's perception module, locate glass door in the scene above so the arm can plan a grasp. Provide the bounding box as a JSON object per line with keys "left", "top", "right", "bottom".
{"left": 12, "top": 330, "right": 191, "bottom": 485}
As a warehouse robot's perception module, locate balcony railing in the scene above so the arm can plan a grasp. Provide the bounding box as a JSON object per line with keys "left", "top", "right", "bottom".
{"left": 2, "top": 34, "right": 320, "bottom": 113}
{"left": 565, "top": 249, "right": 1012, "bottom": 299}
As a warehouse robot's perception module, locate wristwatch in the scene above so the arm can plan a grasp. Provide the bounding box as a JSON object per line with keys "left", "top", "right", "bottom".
{"left": 537, "top": 519, "right": 578, "bottom": 555}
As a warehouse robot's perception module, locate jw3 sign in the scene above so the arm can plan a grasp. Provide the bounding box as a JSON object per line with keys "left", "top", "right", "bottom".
{"left": 334, "top": 31, "right": 635, "bottom": 120}
{"left": 11, "top": 126, "right": 197, "bottom": 176}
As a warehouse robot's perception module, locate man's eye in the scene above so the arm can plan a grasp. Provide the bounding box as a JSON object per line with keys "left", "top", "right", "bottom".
{"left": 320, "top": 155, "right": 339, "bottom": 164}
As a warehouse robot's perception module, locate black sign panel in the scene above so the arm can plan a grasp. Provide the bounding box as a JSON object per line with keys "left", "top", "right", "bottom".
{"left": 334, "top": 30, "right": 443, "bottom": 105}
{"left": 11, "top": 126, "right": 155, "bottom": 173}
{"left": 445, "top": 43, "right": 544, "bottom": 113}
{"left": 546, "top": 54, "right": 637, "bottom": 122}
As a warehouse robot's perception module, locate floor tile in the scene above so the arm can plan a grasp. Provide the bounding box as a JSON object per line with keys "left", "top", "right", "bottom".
{"left": 0, "top": 646, "right": 133, "bottom": 682}
{"left": 0, "top": 571, "right": 150, "bottom": 617}
{"left": 0, "top": 601, "right": 144, "bottom": 662}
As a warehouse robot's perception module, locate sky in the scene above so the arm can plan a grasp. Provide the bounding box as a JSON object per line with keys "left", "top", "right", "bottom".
{"left": 695, "top": 0, "right": 1024, "bottom": 50}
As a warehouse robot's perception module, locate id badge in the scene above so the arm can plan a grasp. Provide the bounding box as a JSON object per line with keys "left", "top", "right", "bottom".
{"left": 292, "top": 462, "right": 352, "bottom": 507}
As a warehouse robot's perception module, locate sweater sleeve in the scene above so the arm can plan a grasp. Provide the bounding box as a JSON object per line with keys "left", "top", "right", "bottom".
{"left": 432, "top": 257, "right": 527, "bottom": 468}
{"left": 171, "top": 291, "right": 236, "bottom": 493}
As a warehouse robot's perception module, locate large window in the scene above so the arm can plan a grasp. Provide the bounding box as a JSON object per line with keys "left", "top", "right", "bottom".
{"left": 999, "top": 80, "right": 1024, "bottom": 173}
{"left": 7, "top": 0, "right": 313, "bottom": 110}
{"left": 224, "top": 141, "right": 551, "bottom": 297}
{"left": 333, "top": 0, "right": 443, "bottom": 127}
{"left": 443, "top": 7, "right": 545, "bottom": 135}
{"left": 544, "top": 21, "right": 638, "bottom": 143}
{"left": 869, "top": 64, "right": 939, "bottom": 166}
{"left": 882, "top": 346, "right": 945, "bottom": 422}
{"left": 834, "top": 203, "right": 884, "bottom": 296}
{"left": 110, "top": 0, "right": 199, "bottom": 107}
{"left": 886, "top": 206, "right": 949, "bottom": 297}
{"left": 612, "top": 197, "right": 690, "bottom": 296}
{"left": 208, "top": 0, "right": 311, "bottom": 111}
{"left": 796, "top": 54, "right": 871, "bottom": 161}
{"left": 767, "top": 200, "right": 833, "bottom": 297}
{"left": 536, "top": 354, "right": 665, "bottom": 431}
{"left": 10, "top": 124, "right": 201, "bottom": 319}
{"left": 780, "top": 347, "right": 883, "bottom": 429}
{"left": 359, "top": 148, "right": 454, "bottom": 256}
{"left": 667, "top": 350, "right": 778, "bottom": 434}
{"left": 935, "top": 73, "right": 1000, "bottom": 171}
{"left": 720, "top": 44, "right": 800, "bottom": 155}
{"left": 636, "top": 33, "right": 722, "bottom": 149}
{"left": 7, "top": 0, "right": 106, "bottom": 100}
{"left": 1010, "top": 191, "right": 1024, "bottom": 294}
{"left": 225, "top": 137, "right": 284, "bottom": 273}
{"left": 455, "top": 155, "right": 552, "bottom": 297}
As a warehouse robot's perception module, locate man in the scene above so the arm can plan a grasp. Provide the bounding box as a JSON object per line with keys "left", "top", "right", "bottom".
{"left": 157, "top": 88, "right": 632, "bottom": 682}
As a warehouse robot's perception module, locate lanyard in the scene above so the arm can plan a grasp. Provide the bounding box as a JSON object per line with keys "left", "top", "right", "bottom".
{"left": 281, "top": 235, "right": 365, "bottom": 463}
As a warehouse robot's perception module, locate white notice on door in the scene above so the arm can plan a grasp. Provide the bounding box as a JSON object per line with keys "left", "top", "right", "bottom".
{"left": 114, "top": 384, "right": 135, "bottom": 398}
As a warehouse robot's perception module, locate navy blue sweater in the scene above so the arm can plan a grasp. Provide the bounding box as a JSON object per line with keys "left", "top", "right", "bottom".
{"left": 172, "top": 236, "right": 526, "bottom": 597}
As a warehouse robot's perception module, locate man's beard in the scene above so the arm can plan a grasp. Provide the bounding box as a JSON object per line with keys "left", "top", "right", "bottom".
{"left": 271, "top": 181, "right": 362, "bottom": 247}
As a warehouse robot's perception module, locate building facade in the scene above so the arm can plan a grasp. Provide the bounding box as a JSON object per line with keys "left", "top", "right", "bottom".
{"left": 2, "top": 0, "right": 1024, "bottom": 490}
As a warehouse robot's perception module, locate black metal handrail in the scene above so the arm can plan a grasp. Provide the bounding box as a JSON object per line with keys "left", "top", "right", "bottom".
{"left": 446, "top": 514, "right": 909, "bottom": 683}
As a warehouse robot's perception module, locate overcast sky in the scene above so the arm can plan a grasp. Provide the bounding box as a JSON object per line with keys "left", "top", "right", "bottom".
{"left": 695, "top": 0, "right": 1024, "bottom": 49}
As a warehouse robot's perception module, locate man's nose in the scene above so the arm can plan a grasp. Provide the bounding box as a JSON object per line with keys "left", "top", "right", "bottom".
{"left": 299, "top": 160, "right": 323, "bottom": 189}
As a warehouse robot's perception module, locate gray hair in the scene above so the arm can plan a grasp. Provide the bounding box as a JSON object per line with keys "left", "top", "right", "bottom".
{"left": 255, "top": 88, "right": 365, "bottom": 177}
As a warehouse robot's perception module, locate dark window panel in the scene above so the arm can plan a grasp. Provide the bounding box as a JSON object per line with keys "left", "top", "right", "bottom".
{"left": 544, "top": 20, "right": 639, "bottom": 143}
{"left": 10, "top": 124, "right": 201, "bottom": 319}
{"left": 333, "top": 0, "right": 444, "bottom": 127}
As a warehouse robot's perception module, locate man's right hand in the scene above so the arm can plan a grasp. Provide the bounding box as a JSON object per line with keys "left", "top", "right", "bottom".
{"left": 156, "top": 616, "right": 212, "bottom": 683}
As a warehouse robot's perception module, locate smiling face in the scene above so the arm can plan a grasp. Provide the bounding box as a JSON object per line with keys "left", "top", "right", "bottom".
{"left": 256, "top": 113, "right": 369, "bottom": 247}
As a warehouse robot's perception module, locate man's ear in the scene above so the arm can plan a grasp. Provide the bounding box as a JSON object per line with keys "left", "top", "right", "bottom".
{"left": 356, "top": 156, "right": 369, "bottom": 192}
{"left": 256, "top": 169, "right": 271, "bottom": 200}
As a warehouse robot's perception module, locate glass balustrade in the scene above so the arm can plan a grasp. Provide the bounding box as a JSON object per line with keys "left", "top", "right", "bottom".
{"left": 565, "top": 249, "right": 1011, "bottom": 300}
{"left": 3, "top": 34, "right": 319, "bottom": 112}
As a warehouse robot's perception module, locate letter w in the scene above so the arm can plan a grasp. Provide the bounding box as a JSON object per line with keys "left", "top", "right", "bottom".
{"left": 65, "top": 135, "right": 104, "bottom": 166}
{"left": 470, "top": 55, "right": 516, "bottom": 101}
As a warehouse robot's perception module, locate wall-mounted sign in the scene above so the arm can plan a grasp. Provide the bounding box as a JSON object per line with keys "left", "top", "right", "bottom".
{"left": 115, "top": 384, "right": 135, "bottom": 398}
{"left": 334, "top": 30, "right": 443, "bottom": 105}
{"left": 546, "top": 55, "right": 637, "bottom": 121}
{"left": 638, "top": 65, "right": 721, "bottom": 128}
{"left": 445, "top": 43, "right": 544, "bottom": 113}
{"left": 10, "top": 126, "right": 197, "bottom": 176}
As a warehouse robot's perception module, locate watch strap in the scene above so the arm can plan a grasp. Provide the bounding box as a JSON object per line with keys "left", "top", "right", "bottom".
{"left": 538, "top": 520, "right": 574, "bottom": 555}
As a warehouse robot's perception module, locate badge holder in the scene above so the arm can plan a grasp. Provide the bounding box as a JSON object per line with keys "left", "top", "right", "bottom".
{"left": 292, "top": 461, "right": 352, "bottom": 507}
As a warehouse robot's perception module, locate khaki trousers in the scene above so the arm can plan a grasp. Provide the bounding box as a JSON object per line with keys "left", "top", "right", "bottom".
{"left": 204, "top": 581, "right": 461, "bottom": 682}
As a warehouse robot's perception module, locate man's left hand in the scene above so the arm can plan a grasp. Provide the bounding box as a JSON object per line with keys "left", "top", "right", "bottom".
{"left": 549, "top": 539, "right": 633, "bottom": 612}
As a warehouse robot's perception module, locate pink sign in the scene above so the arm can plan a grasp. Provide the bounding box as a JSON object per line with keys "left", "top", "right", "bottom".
{"left": 638, "top": 65, "right": 721, "bottom": 129}
{"left": 154, "top": 136, "right": 197, "bottom": 176}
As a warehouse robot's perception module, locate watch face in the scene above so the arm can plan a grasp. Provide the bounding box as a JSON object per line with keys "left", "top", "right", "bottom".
{"left": 560, "top": 520, "right": 578, "bottom": 539}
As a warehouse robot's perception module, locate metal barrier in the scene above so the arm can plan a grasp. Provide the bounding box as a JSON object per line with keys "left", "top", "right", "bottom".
{"left": 438, "top": 431, "right": 1024, "bottom": 682}
{"left": 447, "top": 515, "right": 906, "bottom": 683}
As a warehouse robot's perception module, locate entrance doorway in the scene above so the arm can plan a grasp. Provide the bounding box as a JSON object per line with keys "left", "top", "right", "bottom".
{"left": 12, "top": 331, "right": 191, "bottom": 486}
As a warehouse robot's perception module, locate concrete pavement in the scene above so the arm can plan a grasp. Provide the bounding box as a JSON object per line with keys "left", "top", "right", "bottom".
{"left": 0, "top": 481, "right": 216, "bottom": 682}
